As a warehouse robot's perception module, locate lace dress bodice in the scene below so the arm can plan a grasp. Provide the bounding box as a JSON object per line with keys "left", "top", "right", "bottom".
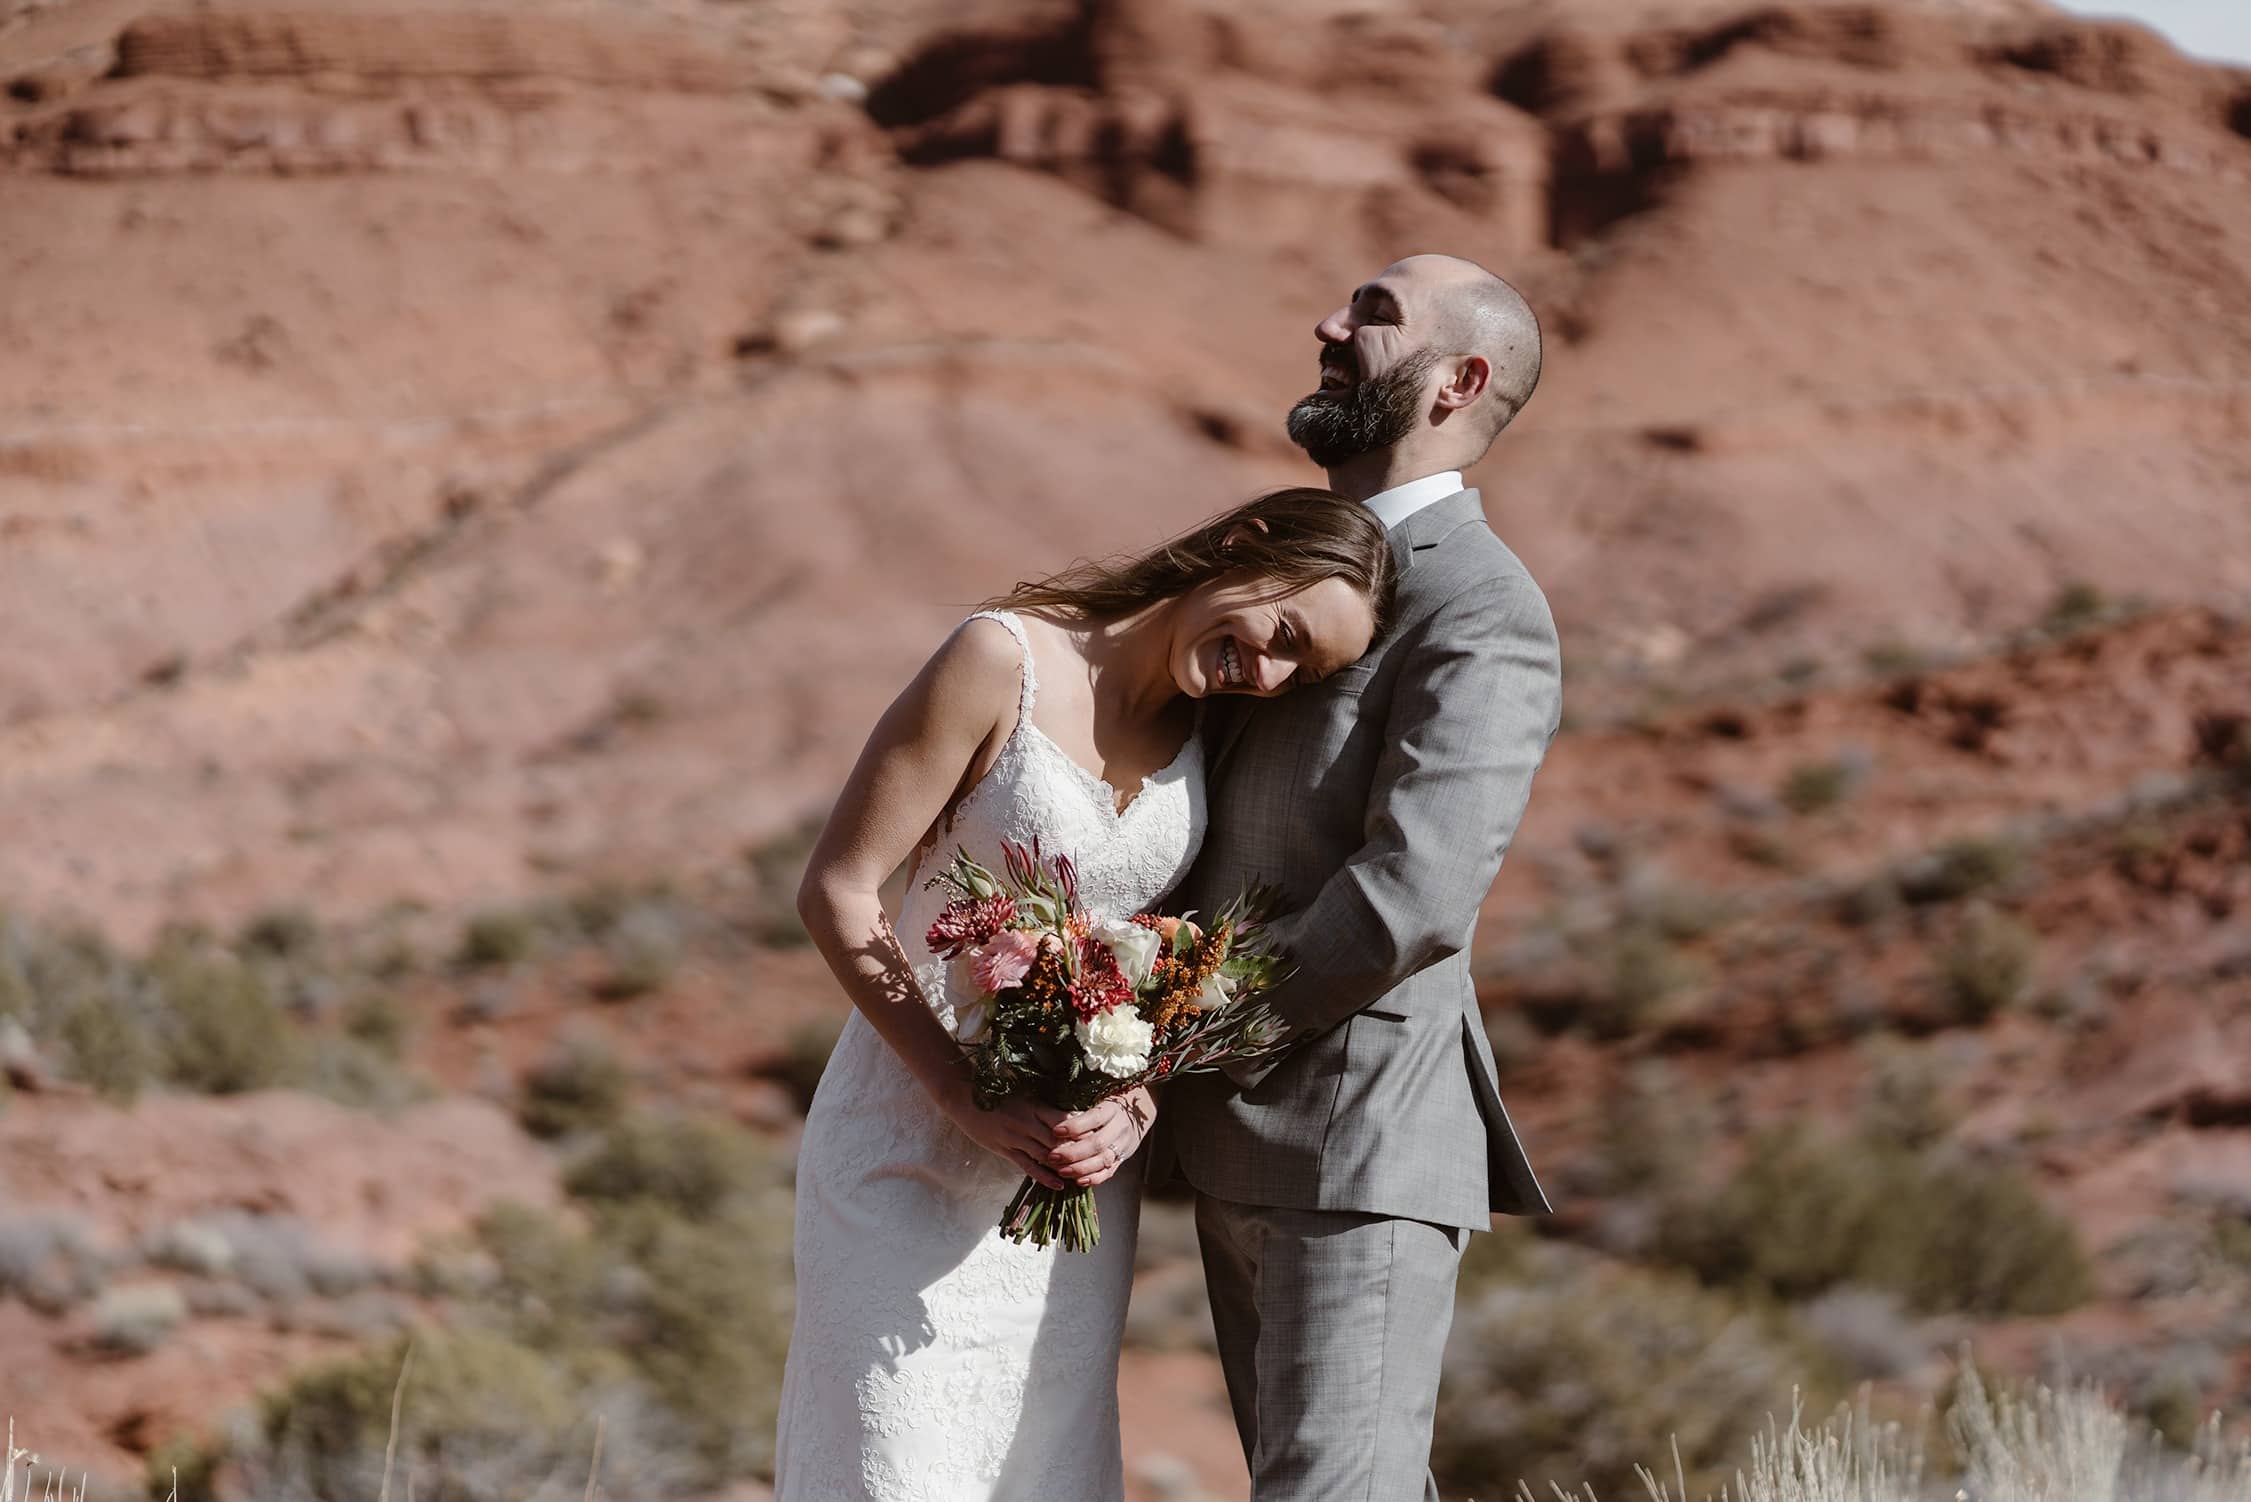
{"left": 899, "top": 610, "right": 1207, "bottom": 1035}
{"left": 775, "top": 610, "right": 1207, "bottom": 1502}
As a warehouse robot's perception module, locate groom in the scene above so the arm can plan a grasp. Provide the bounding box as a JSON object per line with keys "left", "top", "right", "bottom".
{"left": 1154, "top": 254, "right": 1561, "bottom": 1501}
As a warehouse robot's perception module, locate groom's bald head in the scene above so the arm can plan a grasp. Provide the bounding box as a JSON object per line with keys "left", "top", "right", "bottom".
{"left": 1415, "top": 254, "right": 1542, "bottom": 445}
{"left": 1292, "top": 254, "right": 1542, "bottom": 477}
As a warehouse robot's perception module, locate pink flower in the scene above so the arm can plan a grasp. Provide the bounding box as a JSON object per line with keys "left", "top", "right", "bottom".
{"left": 970, "top": 929, "right": 1041, "bottom": 993}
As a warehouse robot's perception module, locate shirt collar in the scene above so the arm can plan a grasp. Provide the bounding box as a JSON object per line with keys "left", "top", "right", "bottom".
{"left": 1362, "top": 470, "right": 1464, "bottom": 531}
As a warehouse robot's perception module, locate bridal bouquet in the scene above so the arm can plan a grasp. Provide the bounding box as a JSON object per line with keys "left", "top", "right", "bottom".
{"left": 921, "top": 840, "right": 1291, "bottom": 1252}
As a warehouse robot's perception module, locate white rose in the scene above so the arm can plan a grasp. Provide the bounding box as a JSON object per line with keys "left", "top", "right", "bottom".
{"left": 946, "top": 954, "right": 993, "bottom": 1043}
{"left": 1191, "top": 972, "right": 1235, "bottom": 1012}
{"left": 1092, "top": 918, "right": 1163, "bottom": 988}
{"left": 1074, "top": 1004, "right": 1154, "bottom": 1078}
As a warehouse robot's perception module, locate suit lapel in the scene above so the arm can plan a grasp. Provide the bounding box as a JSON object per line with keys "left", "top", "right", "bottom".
{"left": 1206, "top": 488, "right": 1485, "bottom": 774}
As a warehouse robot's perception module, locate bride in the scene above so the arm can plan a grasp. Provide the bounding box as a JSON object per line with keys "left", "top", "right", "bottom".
{"left": 775, "top": 487, "right": 1397, "bottom": 1501}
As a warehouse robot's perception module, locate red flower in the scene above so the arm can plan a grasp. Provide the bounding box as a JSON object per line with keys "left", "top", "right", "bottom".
{"left": 926, "top": 894, "right": 1018, "bottom": 958}
{"left": 1068, "top": 934, "right": 1135, "bottom": 1021}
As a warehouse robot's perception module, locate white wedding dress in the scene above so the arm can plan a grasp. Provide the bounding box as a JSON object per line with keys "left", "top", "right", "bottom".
{"left": 775, "top": 610, "right": 1207, "bottom": 1501}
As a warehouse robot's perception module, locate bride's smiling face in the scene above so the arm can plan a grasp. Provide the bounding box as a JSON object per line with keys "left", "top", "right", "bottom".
{"left": 1170, "top": 573, "right": 1378, "bottom": 698}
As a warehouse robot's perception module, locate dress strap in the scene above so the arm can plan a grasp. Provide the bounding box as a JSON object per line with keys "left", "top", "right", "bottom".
{"left": 965, "top": 609, "right": 1038, "bottom": 720}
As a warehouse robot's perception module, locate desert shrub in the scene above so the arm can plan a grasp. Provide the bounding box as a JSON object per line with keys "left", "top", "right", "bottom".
{"left": 93, "top": 1281, "right": 188, "bottom": 1354}
{"left": 1862, "top": 640, "right": 1927, "bottom": 676}
{"left": 301, "top": 1033, "right": 425, "bottom": 1113}
{"left": 1935, "top": 905, "right": 2038, "bottom": 1023}
{"left": 0, "top": 1213, "right": 107, "bottom": 1312}
{"left": 746, "top": 820, "right": 824, "bottom": 948}
{"left": 1434, "top": 1252, "right": 1805, "bottom": 1501}
{"left": 1781, "top": 759, "right": 1856, "bottom": 814}
{"left": 590, "top": 904, "right": 684, "bottom": 1001}
{"left": 1652, "top": 1131, "right": 2089, "bottom": 1316}
{"left": 600, "top": 1202, "right": 792, "bottom": 1477}
{"left": 147, "top": 941, "right": 294, "bottom": 1094}
{"left": 151, "top": 1211, "right": 370, "bottom": 1303}
{"left": 773, "top": 1016, "right": 844, "bottom": 1113}
{"left": 1795, "top": 1285, "right": 1930, "bottom": 1380}
{"left": 563, "top": 1113, "right": 773, "bottom": 1222}
{"left": 2041, "top": 579, "right": 2108, "bottom": 636}
{"left": 1594, "top": 924, "right": 1705, "bottom": 1036}
{"left": 250, "top": 1329, "right": 585, "bottom": 1502}
{"left": 518, "top": 1037, "right": 630, "bottom": 1141}
{"left": 466, "top": 1191, "right": 794, "bottom": 1485}
{"left": 238, "top": 907, "right": 321, "bottom": 962}
{"left": 58, "top": 982, "right": 156, "bottom": 1101}
{"left": 340, "top": 993, "right": 409, "bottom": 1055}
{"left": 454, "top": 911, "right": 538, "bottom": 971}
{"left": 1898, "top": 835, "right": 2021, "bottom": 905}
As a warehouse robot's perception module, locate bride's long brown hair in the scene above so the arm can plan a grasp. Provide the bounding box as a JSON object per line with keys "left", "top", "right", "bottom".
{"left": 983, "top": 488, "right": 1398, "bottom": 634}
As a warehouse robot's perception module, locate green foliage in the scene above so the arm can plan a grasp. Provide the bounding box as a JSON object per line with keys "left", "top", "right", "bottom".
{"left": 239, "top": 906, "right": 322, "bottom": 961}
{"left": 1899, "top": 836, "right": 2022, "bottom": 905}
{"left": 1652, "top": 1131, "right": 2090, "bottom": 1316}
{"left": 517, "top": 1037, "right": 630, "bottom": 1141}
{"left": 746, "top": 819, "right": 824, "bottom": 949}
{"left": 602, "top": 1203, "right": 793, "bottom": 1477}
{"left": 454, "top": 911, "right": 538, "bottom": 971}
{"left": 1435, "top": 1254, "right": 1807, "bottom": 1501}
{"left": 58, "top": 982, "right": 155, "bottom": 1101}
{"left": 340, "top": 993, "right": 409, "bottom": 1056}
{"left": 149, "top": 940, "right": 293, "bottom": 1094}
{"left": 1781, "top": 759, "right": 1856, "bottom": 815}
{"left": 1935, "top": 905, "right": 2038, "bottom": 1023}
{"left": 1861, "top": 640, "right": 1928, "bottom": 677}
{"left": 590, "top": 904, "right": 684, "bottom": 1001}
{"left": 2041, "top": 579, "right": 2108, "bottom": 636}
{"left": 774, "top": 1016, "right": 843, "bottom": 1113}
{"left": 253, "top": 1329, "right": 582, "bottom": 1501}
{"left": 1592, "top": 924, "right": 1706, "bottom": 1037}
{"left": 563, "top": 1113, "right": 773, "bottom": 1221}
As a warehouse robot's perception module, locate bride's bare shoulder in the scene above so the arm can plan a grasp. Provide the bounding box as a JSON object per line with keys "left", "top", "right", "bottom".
{"left": 900, "top": 615, "right": 1026, "bottom": 726}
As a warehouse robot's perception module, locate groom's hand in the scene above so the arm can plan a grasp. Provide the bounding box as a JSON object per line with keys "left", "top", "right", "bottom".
{"left": 1046, "top": 1088, "right": 1154, "bottom": 1188}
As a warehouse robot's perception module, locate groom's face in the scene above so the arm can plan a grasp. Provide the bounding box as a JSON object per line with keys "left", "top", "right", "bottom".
{"left": 1286, "top": 267, "right": 1437, "bottom": 468}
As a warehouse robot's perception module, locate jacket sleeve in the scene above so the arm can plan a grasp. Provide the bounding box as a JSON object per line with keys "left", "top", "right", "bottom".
{"left": 1229, "top": 571, "right": 1562, "bottom": 1084}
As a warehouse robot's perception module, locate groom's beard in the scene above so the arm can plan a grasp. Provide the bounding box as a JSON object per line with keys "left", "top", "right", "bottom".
{"left": 1286, "top": 345, "right": 1439, "bottom": 471}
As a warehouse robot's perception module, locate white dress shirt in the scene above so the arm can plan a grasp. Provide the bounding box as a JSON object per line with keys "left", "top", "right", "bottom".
{"left": 1361, "top": 470, "right": 1464, "bottom": 531}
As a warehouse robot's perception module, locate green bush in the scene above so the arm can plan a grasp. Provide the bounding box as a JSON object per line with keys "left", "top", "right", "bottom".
{"left": 1781, "top": 759, "right": 1855, "bottom": 815}
{"left": 1652, "top": 1131, "right": 2090, "bottom": 1316}
{"left": 517, "top": 1037, "right": 630, "bottom": 1141}
{"left": 2041, "top": 579, "right": 2108, "bottom": 636}
{"left": 1435, "top": 1253, "right": 1806, "bottom": 1501}
{"left": 563, "top": 1113, "right": 772, "bottom": 1222}
{"left": 590, "top": 905, "right": 684, "bottom": 1001}
{"left": 251, "top": 1329, "right": 583, "bottom": 1501}
{"left": 454, "top": 911, "right": 537, "bottom": 971}
{"left": 1936, "top": 905, "right": 2038, "bottom": 1024}
{"left": 239, "top": 907, "right": 322, "bottom": 962}
{"left": 775, "top": 1016, "right": 844, "bottom": 1113}
{"left": 58, "top": 983, "right": 155, "bottom": 1101}
{"left": 340, "top": 994, "right": 409, "bottom": 1056}
{"left": 150, "top": 942, "right": 293, "bottom": 1094}
{"left": 1899, "top": 836, "right": 2021, "bottom": 905}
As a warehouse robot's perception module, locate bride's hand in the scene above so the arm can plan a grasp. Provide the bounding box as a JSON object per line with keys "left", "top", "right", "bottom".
{"left": 1047, "top": 1088, "right": 1155, "bottom": 1188}
{"left": 941, "top": 1090, "right": 1072, "bottom": 1189}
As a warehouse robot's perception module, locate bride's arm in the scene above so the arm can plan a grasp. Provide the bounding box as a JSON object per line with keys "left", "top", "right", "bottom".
{"left": 796, "top": 619, "right": 1068, "bottom": 1188}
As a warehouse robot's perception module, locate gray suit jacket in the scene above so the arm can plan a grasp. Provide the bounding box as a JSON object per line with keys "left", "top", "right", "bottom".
{"left": 1152, "top": 489, "right": 1560, "bottom": 1230}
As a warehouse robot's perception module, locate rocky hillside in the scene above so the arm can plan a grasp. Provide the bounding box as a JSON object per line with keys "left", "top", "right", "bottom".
{"left": 2, "top": 0, "right": 2247, "bottom": 938}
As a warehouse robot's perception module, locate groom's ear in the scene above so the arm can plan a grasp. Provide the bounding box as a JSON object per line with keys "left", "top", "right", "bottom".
{"left": 1220, "top": 519, "right": 1272, "bottom": 552}
{"left": 1433, "top": 354, "right": 1491, "bottom": 414}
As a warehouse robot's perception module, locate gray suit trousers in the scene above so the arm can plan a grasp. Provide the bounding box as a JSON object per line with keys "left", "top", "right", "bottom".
{"left": 1196, "top": 1193, "right": 1466, "bottom": 1502}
